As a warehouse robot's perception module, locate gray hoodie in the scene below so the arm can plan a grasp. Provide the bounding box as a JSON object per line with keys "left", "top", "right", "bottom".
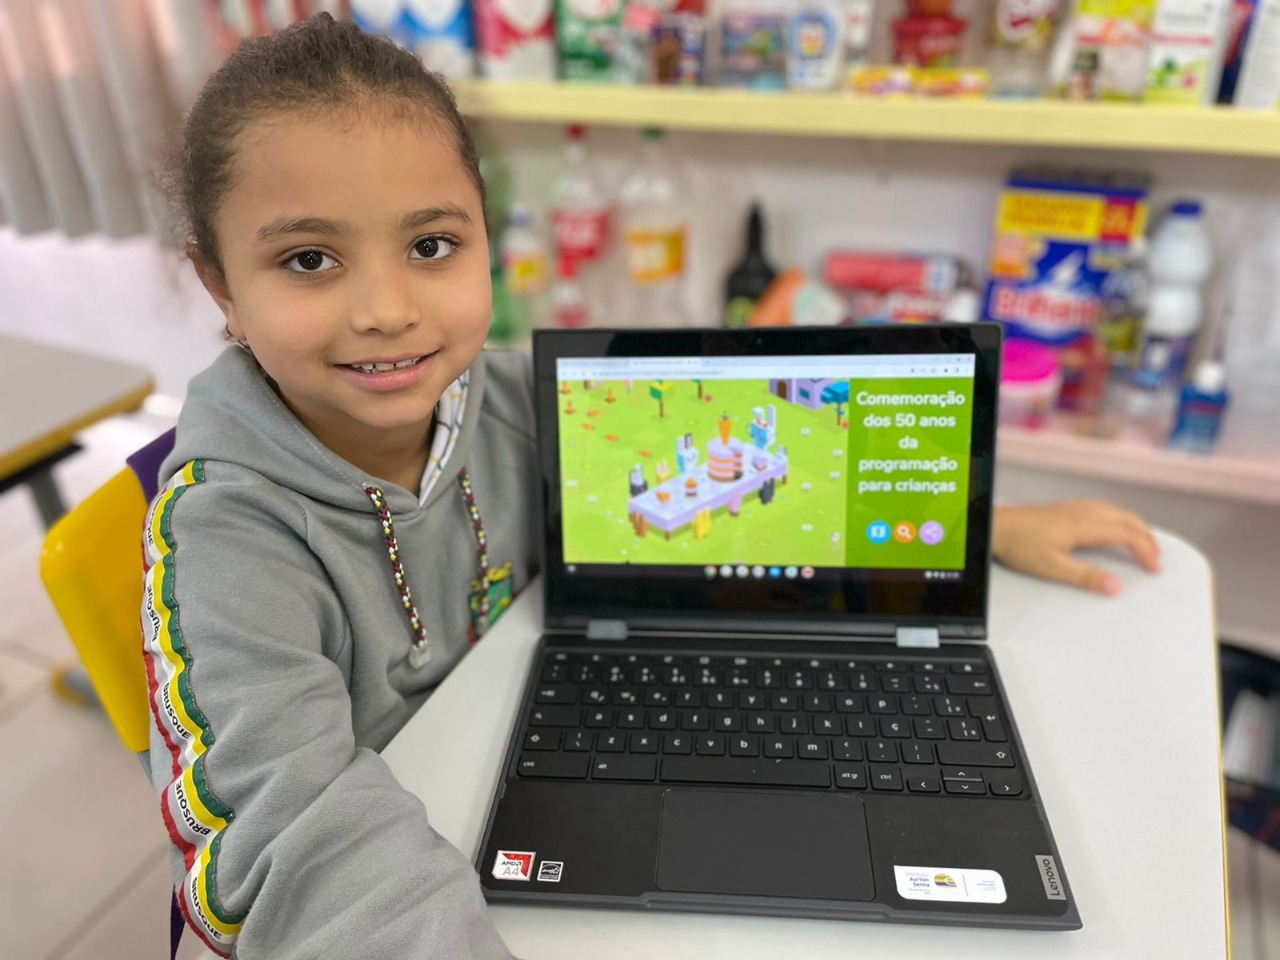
{"left": 141, "top": 346, "right": 537, "bottom": 958}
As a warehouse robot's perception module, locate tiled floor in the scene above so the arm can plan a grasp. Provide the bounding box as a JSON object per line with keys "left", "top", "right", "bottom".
{"left": 1, "top": 412, "right": 1277, "bottom": 959}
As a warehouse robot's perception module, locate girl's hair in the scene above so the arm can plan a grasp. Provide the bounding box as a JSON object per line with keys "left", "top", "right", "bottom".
{"left": 160, "top": 13, "right": 484, "bottom": 276}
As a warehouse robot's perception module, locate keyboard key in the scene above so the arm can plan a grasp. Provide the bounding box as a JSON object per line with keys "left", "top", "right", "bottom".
{"left": 945, "top": 780, "right": 986, "bottom": 795}
{"left": 881, "top": 661, "right": 908, "bottom": 673}
{"left": 937, "top": 742, "right": 1015, "bottom": 767}
{"left": 902, "top": 741, "right": 935, "bottom": 764}
{"left": 517, "top": 753, "right": 590, "bottom": 779}
{"left": 618, "top": 709, "right": 645, "bottom": 729}
{"left": 849, "top": 672, "right": 878, "bottom": 692}
{"left": 835, "top": 693, "right": 865, "bottom": 713}
{"left": 535, "top": 685, "right": 577, "bottom": 704}
{"left": 987, "top": 772, "right": 1024, "bottom": 797}
{"left": 662, "top": 756, "right": 830, "bottom": 788}
{"left": 812, "top": 716, "right": 841, "bottom": 736}
{"left": 682, "top": 710, "right": 710, "bottom": 731}
{"left": 612, "top": 689, "right": 641, "bottom": 706}
{"left": 834, "top": 764, "right": 867, "bottom": 789}
{"left": 941, "top": 767, "right": 985, "bottom": 782}
{"left": 597, "top": 732, "right": 627, "bottom": 753}
{"left": 593, "top": 756, "right": 657, "bottom": 781}
{"left": 869, "top": 696, "right": 898, "bottom": 715}
{"left": 764, "top": 736, "right": 795, "bottom": 759}
{"left": 870, "top": 765, "right": 903, "bottom": 790}
{"left": 676, "top": 690, "right": 701, "bottom": 707}
{"left": 697, "top": 734, "right": 726, "bottom": 756}
{"left": 803, "top": 692, "right": 832, "bottom": 712}
{"left": 951, "top": 661, "right": 988, "bottom": 675}
{"left": 907, "top": 774, "right": 941, "bottom": 793}
{"left": 584, "top": 708, "right": 613, "bottom": 728}
{"left": 707, "top": 690, "right": 735, "bottom": 709}
{"left": 583, "top": 688, "right": 609, "bottom": 706}
{"left": 644, "top": 690, "right": 672, "bottom": 707}
{"left": 663, "top": 733, "right": 692, "bottom": 755}
{"left": 948, "top": 718, "right": 983, "bottom": 741}
{"left": 833, "top": 738, "right": 863, "bottom": 761}
{"left": 730, "top": 735, "right": 760, "bottom": 757}
{"left": 529, "top": 706, "right": 581, "bottom": 727}
{"left": 913, "top": 675, "right": 945, "bottom": 695}
{"left": 771, "top": 691, "right": 800, "bottom": 711}
{"left": 914, "top": 718, "right": 945, "bottom": 739}
{"left": 779, "top": 715, "right": 807, "bottom": 735}
{"left": 934, "top": 696, "right": 966, "bottom": 717}
{"left": 523, "top": 730, "right": 559, "bottom": 751}
{"left": 947, "top": 675, "right": 994, "bottom": 695}
{"left": 747, "top": 714, "right": 774, "bottom": 733}
{"left": 881, "top": 718, "right": 911, "bottom": 738}
{"left": 650, "top": 709, "right": 677, "bottom": 730}
{"left": 846, "top": 717, "right": 876, "bottom": 738}
{"left": 564, "top": 730, "right": 593, "bottom": 752}
{"left": 738, "top": 691, "right": 767, "bottom": 710}
{"left": 901, "top": 695, "right": 932, "bottom": 716}
{"left": 631, "top": 733, "right": 659, "bottom": 754}
{"left": 882, "top": 675, "right": 910, "bottom": 693}
{"left": 715, "top": 712, "right": 744, "bottom": 732}
{"left": 981, "top": 716, "right": 1008, "bottom": 742}
{"left": 867, "top": 740, "right": 898, "bottom": 763}
{"left": 796, "top": 737, "right": 828, "bottom": 760}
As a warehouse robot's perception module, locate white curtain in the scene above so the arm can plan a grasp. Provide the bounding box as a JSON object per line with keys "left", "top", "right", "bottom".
{"left": 0, "top": 0, "right": 306, "bottom": 241}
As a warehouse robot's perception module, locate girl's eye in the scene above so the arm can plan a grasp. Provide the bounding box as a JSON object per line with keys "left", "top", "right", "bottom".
{"left": 284, "top": 250, "right": 338, "bottom": 273}
{"left": 410, "top": 236, "right": 456, "bottom": 261}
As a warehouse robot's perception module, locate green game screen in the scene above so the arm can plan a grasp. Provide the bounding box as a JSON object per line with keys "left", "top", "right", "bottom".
{"left": 556, "top": 355, "right": 976, "bottom": 573}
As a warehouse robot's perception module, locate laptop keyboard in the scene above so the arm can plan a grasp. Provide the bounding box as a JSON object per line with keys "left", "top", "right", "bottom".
{"left": 513, "top": 650, "right": 1026, "bottom": 799}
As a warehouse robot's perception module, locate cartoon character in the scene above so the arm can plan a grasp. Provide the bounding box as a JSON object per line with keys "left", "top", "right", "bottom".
{"left": 629, "top": 465, "right": 648, "bottom": 496}
{"left": 676, "top": 433, "right": 699, "bottom": 474}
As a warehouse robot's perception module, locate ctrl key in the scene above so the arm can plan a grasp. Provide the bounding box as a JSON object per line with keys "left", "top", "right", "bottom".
{"left": 516, "top": 753, "right": 590, "bottom": 779}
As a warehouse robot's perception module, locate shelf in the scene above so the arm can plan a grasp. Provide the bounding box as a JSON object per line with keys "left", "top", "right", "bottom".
{"left": 998, "top": 414, "right": 1280, "bottom": 507}
{"left": 451, "top": 80, "right": 1280, "bottom": 159}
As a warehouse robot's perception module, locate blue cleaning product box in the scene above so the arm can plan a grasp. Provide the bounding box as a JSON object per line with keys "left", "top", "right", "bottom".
{"left": 402, "top": 0, "right": 477, "bottom": 77}
{"left": 984, "top": 166, "right": 1150, "bottom": 408}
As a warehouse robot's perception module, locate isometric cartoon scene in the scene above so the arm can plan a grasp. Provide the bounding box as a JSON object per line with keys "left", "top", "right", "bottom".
{"left": 558, "top": 376, "right": 853, "bottom": 567}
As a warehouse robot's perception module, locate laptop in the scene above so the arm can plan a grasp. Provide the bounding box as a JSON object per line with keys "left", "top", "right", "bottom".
{"left": 476, "top": 323, "right": 1080, "bottom": 931}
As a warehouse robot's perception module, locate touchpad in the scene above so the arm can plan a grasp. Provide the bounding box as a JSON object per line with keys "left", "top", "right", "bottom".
{"left": 656, "top": 789, "right": 875, "bottom": 901}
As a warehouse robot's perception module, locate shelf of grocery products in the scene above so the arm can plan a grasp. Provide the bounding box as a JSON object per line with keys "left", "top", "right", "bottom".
{"left": 451, "top": 80, "right": 1280, "bottom": 159}
{"left": 998, "top": 415, "right": 1280, "bottom": 506}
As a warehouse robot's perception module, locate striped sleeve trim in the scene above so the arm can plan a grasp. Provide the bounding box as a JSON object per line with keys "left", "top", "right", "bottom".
{"left": 142, "top": 460, "right": 245, "bottom": 956}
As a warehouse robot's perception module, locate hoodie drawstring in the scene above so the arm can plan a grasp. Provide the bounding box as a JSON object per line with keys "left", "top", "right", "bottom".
{"left": 365, "top": 468, "right": 490, "bottom": 669}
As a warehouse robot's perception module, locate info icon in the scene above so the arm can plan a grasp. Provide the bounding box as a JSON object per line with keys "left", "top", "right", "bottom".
{"left": 867, "top": 520, "right": 891, "bottom": 545}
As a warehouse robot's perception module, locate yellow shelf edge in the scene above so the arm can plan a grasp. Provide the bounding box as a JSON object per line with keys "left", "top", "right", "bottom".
{"left": 452, "top": 80, "right": 1280, "bottom": 158}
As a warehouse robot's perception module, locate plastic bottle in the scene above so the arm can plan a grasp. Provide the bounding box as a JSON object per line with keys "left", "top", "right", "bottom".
{"left": 1131, "top": 200, "right": 1213, "bottom": 400}
{"left": 988, "top": 0, "right": 1061, "bottom": 96}
{"left": 1220, "top": 203, "right": 1280, "bottom": 455}
{"left": 499, "top": 203, "right": 550, "bottom": 335}
{"left": 1168, "top": 360, "right": 1229, "bottom": 454}
{"left": 617, "top": 128, "right": 692, "bottom": 328}
{"left": 724, "top": 202, "right": 778, "bottom": 328}
{"left": 552, "top": 256, "right": 592, "bottom": 328}
{"left": 786, "top": 0, "right": 846, "bottom": 90}
{"left": 549, "top": 126, "right": 613, "bottom": 323}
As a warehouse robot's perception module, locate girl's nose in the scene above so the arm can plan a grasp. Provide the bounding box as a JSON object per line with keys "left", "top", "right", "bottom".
{"left": 349, "top": 262, "right": 420, "bottom": 335}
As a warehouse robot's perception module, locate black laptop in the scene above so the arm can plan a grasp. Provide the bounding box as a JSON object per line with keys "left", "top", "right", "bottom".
{"left": 476, "top": 323, "right": 1080, "bottom": 930}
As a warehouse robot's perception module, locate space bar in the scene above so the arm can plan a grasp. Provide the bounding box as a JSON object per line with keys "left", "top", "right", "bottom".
{"left": 662, "top": 756, "right": 830, "bottom": 788}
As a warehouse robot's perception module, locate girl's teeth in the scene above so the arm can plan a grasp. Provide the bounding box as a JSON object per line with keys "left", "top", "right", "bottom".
{"left": 351, "top": 357, "right": 421, "bottom": 374}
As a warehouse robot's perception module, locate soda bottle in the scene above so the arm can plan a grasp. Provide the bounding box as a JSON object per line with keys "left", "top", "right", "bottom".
{"left": 617, "top": 128, "right": 691, "bottom": 327}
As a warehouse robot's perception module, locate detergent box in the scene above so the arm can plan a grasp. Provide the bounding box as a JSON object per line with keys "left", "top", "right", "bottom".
{"left": 984, "top": 166, "right": 1150, "bottom": 407}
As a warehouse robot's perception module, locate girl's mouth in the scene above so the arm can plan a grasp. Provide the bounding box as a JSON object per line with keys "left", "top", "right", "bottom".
{"left": 344, "top": 356, "right": 425, "bottom": 374}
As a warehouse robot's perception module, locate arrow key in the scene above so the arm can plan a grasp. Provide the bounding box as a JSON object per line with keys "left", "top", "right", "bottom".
{"left": 987, "top": 773, "right": 1024, "bottom": 797}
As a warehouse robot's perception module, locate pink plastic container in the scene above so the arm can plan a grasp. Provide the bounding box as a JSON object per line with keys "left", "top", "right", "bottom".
{"left": 1000, "top": 338, "right": 1061, "bottom": 429}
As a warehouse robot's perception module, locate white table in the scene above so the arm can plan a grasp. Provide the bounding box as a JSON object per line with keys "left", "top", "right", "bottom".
{"left": 383, "top": 532, "right": 1226, "bottom": 959}
{"left": 0, "top": 333, "right": 152, "bottom": 526}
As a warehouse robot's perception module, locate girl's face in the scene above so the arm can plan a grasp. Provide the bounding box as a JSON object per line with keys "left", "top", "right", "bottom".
{"left": 198, "top": 107, "right": 490, "bottom": 458}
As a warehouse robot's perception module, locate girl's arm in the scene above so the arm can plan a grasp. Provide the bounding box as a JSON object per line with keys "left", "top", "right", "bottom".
{"left": 142, "top": 470, "right": 514, "bottom": 960}
{"left": 991, "top": 500, "right": 1162, "bottom": 596}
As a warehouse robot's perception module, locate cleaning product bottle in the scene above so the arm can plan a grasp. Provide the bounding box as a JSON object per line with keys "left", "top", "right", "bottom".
{"left": 1221, "top": 202, "right": 1280, "bottom": 455}
{"left": 618, "top": 128, "right": 691, "bottom": 327}
{"left": 1168, "top": 360, "right": 1229, "bottom": 453}
{"left": 988, "top": 0, "right": 1061, "bottom": 96}
{"left": 724, "top": 202, "right": 778, "bottom": 328}
{"left": 1131, "top": 200, "right": 1213, "bottom": 408}
{"left": 550, "top": 126, "right": 613, "bottom": 323}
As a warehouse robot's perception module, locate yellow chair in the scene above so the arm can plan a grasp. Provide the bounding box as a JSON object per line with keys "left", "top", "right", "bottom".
{"left": 39, "top": 466, "right": 152, "bottom": 754}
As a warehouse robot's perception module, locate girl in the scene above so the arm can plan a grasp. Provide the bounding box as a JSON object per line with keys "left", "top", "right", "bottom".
{"left": 145, "top": 15, "right": 1158, "bottom": 959}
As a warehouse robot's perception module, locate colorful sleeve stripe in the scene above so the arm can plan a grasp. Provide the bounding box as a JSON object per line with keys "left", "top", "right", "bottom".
{"left": 142, "top": 460, "right": 245, "bottom": 956}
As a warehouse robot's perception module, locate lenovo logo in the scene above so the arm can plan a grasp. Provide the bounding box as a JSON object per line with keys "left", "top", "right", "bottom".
{"left": 1036, "top": 854, "right": 1067, "bottom": 900}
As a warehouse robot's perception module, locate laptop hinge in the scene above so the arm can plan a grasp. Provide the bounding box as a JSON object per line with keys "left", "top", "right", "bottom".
{"left": 896, "top": 626, "right": 941, "bottom": 649}
{"left": 586, "top": 619, "right": 628, "bottom": 641}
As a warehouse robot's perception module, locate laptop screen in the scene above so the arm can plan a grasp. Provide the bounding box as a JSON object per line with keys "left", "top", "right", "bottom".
{"left": 533, "top": 325, "right": 1001, "bottom": 639}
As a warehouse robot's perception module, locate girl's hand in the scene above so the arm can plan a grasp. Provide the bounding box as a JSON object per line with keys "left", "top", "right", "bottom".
{"left": 991, "top": 500, "right": 1161, "bottom": 596}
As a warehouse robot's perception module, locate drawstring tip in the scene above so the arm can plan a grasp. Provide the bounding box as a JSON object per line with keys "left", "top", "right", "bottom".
{"left": 408, "top": 645, "right": 432, "bottom": 670}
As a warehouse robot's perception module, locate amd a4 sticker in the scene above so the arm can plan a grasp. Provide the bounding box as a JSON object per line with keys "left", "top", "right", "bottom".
{"left": 492, "top": 850, "right": 536, "bottom": 881}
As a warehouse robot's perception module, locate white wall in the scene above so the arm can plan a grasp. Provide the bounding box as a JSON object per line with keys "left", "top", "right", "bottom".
{"left": 2, "top": 127, "right": 1278, "bottom": 648}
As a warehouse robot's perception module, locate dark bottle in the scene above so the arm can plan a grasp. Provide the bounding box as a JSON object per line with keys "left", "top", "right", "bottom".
{"left": 724, "top": 202, "right": 778, "bottom": 329}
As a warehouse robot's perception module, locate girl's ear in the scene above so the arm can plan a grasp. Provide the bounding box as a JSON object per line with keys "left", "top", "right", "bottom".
{"left": 190, "top": 249, "right": 244, "bottom": 339}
